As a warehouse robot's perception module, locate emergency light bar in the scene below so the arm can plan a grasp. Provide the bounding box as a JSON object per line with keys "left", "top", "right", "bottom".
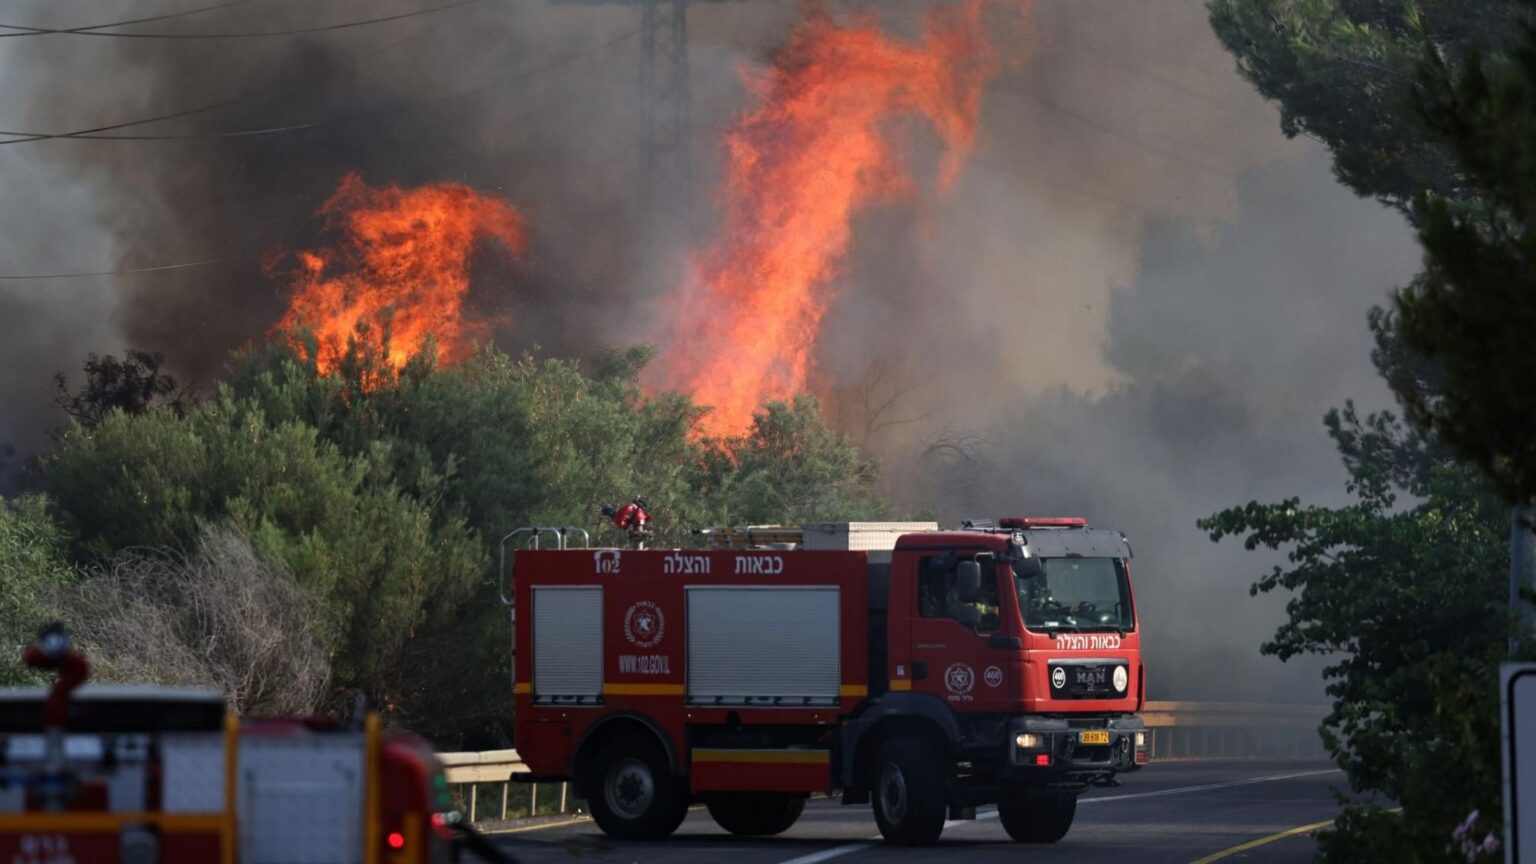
{"left": 997, "top": 517, "right": 1088, "bottom": 529}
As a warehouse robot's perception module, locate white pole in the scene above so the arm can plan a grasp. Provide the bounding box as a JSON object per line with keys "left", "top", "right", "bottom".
{"left": 1513, "top": 504, "right": 1536, "bottom": 653}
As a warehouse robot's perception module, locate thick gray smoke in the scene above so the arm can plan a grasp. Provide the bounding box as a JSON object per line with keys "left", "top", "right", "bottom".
{"left": 0, "top": 0, "right": 652, "bottom": 457}
{"left": 0, "top": 0, "right": 1421, "bottom": 700}
{"left": 832, "top": 1, "right": 1421, "bottom": 701}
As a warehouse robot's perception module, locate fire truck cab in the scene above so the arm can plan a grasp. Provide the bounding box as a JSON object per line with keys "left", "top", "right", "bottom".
{"left": 507, "top": 519, "right": 1146, "bottom": 846}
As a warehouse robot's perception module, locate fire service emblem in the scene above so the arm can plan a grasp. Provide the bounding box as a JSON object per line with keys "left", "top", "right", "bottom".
{"left": 944, "top": 662, "right": 975, "bottom": 695}
{"left": 623, "top": 601, "right": 666, "bottom": 649}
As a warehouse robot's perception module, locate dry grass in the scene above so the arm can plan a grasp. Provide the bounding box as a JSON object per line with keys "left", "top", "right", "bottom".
{"left": 60, "top": 524, "right": 330, "bottom": 715}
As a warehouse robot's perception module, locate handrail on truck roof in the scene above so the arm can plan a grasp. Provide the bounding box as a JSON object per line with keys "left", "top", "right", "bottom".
{"left": 497, "top": 527, "right": 590, "bottom": 606}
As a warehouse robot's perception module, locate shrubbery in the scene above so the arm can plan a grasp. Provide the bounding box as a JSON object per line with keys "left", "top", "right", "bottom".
{"left": 3, "top": 335, "right": 885, "bottom": 744}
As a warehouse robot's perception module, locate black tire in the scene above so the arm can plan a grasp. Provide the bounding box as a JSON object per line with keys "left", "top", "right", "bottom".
{"left": 870, "top": 737, "right": 947, "bottom": 845}
{"left": 705, "top": 792, "right": 806, "bottom": 836}
{"left": 582, "top": 734, "right": 690, "bottom": 840}
{"left": 998, "top": 790, "right": 1077, "bottom": 843}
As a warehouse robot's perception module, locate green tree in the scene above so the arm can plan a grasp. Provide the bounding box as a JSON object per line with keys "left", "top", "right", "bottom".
{"left": 52, "top": 349, "right": 188, "bottom": 431}
{"left": 1395, "top": 17, "right": 1536, "bottom": 502}
{"left": 1208, "top": 0, "right": 1525, "bottom": 217}
{"left": 1200, "top": 316, "right": 1509, "bottom": 862}
{"left": 0, "top": 495, "right": 73, "bottom": 683}
{"left": 699, "top": 395, "right": 887, "bottom": 526}
{"left": 214, "top": 333, "right": 885, "bottom": 742}
{"left": 40, "top": 390, "right": 485, "bottom": 713}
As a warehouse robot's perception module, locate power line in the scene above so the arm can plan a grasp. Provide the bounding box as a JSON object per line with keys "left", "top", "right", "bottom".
{"left": 0, "top": 259, "right": 228, "bottom": 281}
{"left": 0, "top": 11, "right": 472, "bottom": 145}
{"left": 0, "top": 98, "right": 240, "bottom": 144}
{"left": 0, "top": 29, "right": 639, "bottom": 281}
{"left": 0, "top": 0, "right": 478, "bottom": 40}
{"left": 0, "top": 0, "right": 257, "bottom": 38}
{"left": 994, "top": 81, "right": 1238, "bottom": 183}
{"left": 0, "top": 27, "right": 639, "bottom": 143}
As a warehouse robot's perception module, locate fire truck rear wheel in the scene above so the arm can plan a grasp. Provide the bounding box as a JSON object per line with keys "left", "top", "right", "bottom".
{"left": 997, "top": 790, "right": 1077, "bottom": 843}
{"left": 870, "top": 737, "right": 947, "bottom": 845}
{"left": 704, "top": 792, "right": 807, "bottom": 836}
{"left": 585, "top": 734, "right": 689, "bottom": 840}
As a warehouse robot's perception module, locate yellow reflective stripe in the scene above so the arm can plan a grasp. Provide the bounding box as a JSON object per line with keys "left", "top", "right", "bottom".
{"left": 889, "top": 679, "right": 912, "bottom": 691}
{"left": 692, "top": 748, "right": 830, "bottom": 765}
{"left": 223, "top": 712, "right": 238, "bottom": 864}
{"left": 840, "top": 685, "right": 868, "bottom": 697}
{"left": 362, "top": 712, "right": 381, "bottom": 864}
{"left": 604, "top": 683, "right": 686, "bottom": 696}
{"left": 513, "top": 682, "right": 531, "bottom": 694}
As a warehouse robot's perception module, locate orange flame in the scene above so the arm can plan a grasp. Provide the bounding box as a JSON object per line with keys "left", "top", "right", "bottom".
{"left": 651, "top": 0, "right": 1018, "bottom": 436}
{"left": 273, "top": 172, "right": 526, "bottom": 373}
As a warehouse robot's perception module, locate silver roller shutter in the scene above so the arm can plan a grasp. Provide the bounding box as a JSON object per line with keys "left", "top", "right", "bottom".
{"left": 687, "top": 586, "right": 840, "bottom": 705}
{"left": 533, "top": 586, "right": 603, "bottom": 703}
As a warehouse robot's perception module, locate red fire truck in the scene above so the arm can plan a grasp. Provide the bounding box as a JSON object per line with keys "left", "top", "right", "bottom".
{"left": 505, "top": 518, "right": 1146, "bottom": 846}
{"left": 0, "top": 625, "right": 511, "bottom": 864}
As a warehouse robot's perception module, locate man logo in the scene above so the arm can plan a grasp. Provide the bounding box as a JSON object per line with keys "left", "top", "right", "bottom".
{"left": 944, "top": 663, "right": 975, "bottom": 695}
{"left": 623, "top": 601, "right": 665, "bottom": 648}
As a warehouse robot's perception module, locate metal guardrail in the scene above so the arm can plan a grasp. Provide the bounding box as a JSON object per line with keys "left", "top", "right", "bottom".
{"left": 437, "top": 750, "right": 572, "bottom": 823}
{"left": 437, "top": 702, "right": 1330, "bottom": 823}
{"left": 1140, "top": 700, "right": 1329, "bottom": 760}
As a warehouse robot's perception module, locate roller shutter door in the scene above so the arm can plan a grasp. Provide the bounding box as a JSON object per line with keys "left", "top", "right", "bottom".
{"left": 687, "top": 586, "right": 839, "bottom": 705}
{"left": 533, "top": 586, "right": 603, "bottom": 703}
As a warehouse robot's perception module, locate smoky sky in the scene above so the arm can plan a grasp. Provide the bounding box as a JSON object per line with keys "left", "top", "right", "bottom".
{"left": 895, "top": 158, "right": 1418, "bottom": 700}
{"left": 0, "top": 1, "right": 1425, "bottom": 700}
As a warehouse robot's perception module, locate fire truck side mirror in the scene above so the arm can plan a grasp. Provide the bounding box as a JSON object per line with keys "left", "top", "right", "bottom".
{"left": 1013, "top": 556, "right": 1044, "bottom": 581}
{"left": 956, "top": 560, "right": 982, "bottom": 603}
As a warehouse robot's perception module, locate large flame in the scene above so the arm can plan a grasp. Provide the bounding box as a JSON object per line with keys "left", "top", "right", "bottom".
{"left": 274, "top": 173, "right": 526, "bottom": 373}
{"left": 652, "top": 0, "right": 1018, "bottom": 436}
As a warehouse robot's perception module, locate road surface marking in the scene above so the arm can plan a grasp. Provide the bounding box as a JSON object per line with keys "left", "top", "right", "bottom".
{"left": 1187, "top": 817, "right": 1335, "bottom": 863}
{"left": 772, "top": 767, "right": 1341, "bottom": 864}
{"left": 1079, "top": 768, "right": 1339, "bottom": 805}
{"left": 777, "top": 844, "right": 876, "bottom": 864}
{"left": 1188, "top": 803, "right": 1395, "bottom": 863}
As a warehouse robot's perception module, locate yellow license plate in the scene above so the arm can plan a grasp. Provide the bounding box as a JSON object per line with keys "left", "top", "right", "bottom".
{"left": 1079, "top": 730, "right": 1111, "bottom": 745}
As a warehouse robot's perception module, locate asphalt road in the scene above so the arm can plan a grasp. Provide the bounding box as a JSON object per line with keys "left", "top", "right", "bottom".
{"left": 481, "top": 760, "right": 1344, "bottom": 864}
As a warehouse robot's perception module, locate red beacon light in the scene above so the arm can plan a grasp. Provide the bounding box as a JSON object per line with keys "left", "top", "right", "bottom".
{"left": 998, "top": 517, "right": 1088, "bottom": 529}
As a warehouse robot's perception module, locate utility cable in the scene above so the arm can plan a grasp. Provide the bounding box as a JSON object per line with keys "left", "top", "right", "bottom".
{"left": 0, "top": 259, "right": 229, "bottom": 281}
{"left": 0, "top": 0, "right": 477, "bottom": 40}
{"left": 0, "top": 0, "right": 256, "bottom": 38}
{"left": 0, "top": 27, "right": 639, "bottom": 143}
{"left": 0, "top": 98, "right": 241, "bottom": 144}
{"left": 0, "top": 29, "right": 636, "bottom": 280}
{"left": 994, "top": 81, "right": 1238, "bottom": 183}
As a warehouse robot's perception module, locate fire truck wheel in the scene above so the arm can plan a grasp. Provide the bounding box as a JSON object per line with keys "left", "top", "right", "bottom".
{"left": 585, "top": 735, "right": 689, "bottom": 840}
{"left": 997, "top": 790, "right": 1077, "bottom": 843}
{"left": 870, "top": 737, "right": 947, "bottom": 845}
{"left": 704, "top": 793, "right": 807, "bottom": 836}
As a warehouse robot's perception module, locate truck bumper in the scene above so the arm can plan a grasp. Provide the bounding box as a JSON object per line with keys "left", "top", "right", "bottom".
{"left": 1003, "top": 714, "right": 1147, "bottom": 781}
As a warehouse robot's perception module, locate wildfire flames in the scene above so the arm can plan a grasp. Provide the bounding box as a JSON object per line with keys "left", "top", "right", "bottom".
{"left": 650, "top": 0, "right": 1018, "bottom": 436}
{"left": 268, "top": 2, "right": 1016, "bottom": 427}
{"left": 273, "top": 173, "right": 526, "bottom": 373}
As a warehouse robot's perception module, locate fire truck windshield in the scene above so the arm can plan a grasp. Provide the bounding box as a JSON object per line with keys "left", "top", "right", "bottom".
{"left": 1016, "top": 557, "right": 1134, "bottom": 632}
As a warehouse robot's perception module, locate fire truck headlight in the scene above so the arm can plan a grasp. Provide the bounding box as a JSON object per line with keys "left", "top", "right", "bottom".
{"left": 1134, "top": 731, "right": 1146, "bottom": 749}
{"left": 1112, "top": 665, "right": 1128, "bottom": 693}
{"left": 1015, "top": 732, "right": 1043, "bottom": 750}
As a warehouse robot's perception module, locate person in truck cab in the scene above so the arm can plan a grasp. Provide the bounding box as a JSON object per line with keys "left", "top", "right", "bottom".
{"left": 940, "top": 570, "right": 1000, "bottom": 631}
